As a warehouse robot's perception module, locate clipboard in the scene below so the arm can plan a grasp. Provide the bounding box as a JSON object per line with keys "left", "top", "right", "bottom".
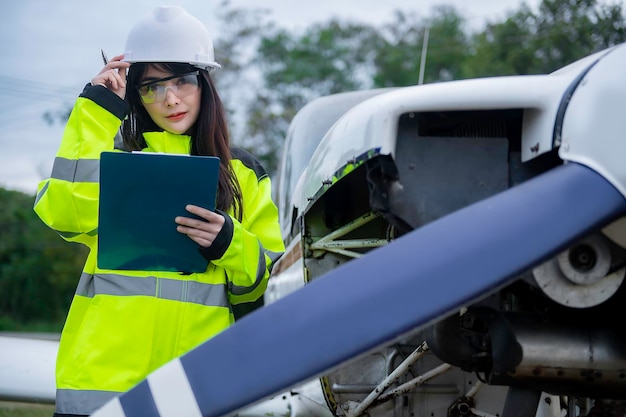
{"left": 97, "top": 151, "right": 220, "bottom": 272}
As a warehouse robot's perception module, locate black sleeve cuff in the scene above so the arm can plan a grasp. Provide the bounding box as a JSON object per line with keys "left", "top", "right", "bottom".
{"left": 198, "top": 210, "right": 234, "bottom": 261}
{"left": 79, "top": 83, "right": 129, "bottom": 120}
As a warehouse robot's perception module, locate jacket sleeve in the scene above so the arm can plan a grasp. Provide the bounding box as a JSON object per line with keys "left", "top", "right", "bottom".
{"left": 208, "top": 153, "right": 285, "bottom": 305}
{"left": 33, "top": 84, "right": 129, "bottom": 247}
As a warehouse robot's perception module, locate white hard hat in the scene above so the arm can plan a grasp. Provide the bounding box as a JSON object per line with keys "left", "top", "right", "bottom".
{"left": 123, "top": 5, "right": 221, "bottom": 71}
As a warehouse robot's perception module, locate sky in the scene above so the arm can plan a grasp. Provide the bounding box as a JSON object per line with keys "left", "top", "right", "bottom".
{"left": 0, "top": 0, "right": 612, "bottom": 195}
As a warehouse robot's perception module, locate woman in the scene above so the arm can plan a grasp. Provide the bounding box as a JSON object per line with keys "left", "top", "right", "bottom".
{"left": 33, "top": 6, "right": 284, "bottom": 417}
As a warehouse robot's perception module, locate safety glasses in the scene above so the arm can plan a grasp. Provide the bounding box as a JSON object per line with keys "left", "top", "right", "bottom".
{"left": 136, "top": 71, "right": 201, "bottom": 104}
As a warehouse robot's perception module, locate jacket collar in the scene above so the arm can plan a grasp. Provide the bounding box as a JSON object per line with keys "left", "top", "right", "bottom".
{"left": 142, "top": 131, "right": 192, "bottom": 154}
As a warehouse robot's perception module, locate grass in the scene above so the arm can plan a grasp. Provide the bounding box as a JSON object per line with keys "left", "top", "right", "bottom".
{"left": 0, "top": 401, "right": 55, "bottom": 417}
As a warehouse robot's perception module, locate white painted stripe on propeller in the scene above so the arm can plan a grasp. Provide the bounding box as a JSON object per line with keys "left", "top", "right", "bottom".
{"left": 148, "top": 358, "right": 203, "bottom": 417}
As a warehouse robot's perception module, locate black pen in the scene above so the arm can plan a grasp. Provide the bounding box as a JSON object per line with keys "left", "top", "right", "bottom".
{"left": 101, "top": 49, "right": 109, "bottom": 65}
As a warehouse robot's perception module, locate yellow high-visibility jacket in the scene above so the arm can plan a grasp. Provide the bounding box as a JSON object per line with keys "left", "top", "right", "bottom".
{"left": 33, "top": 84, "right": 284, "bottom": 415}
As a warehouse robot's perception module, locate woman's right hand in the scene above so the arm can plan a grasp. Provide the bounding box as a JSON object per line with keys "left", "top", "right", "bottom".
{"left": 91, "top": 54, "right": 131, "bottom": 100}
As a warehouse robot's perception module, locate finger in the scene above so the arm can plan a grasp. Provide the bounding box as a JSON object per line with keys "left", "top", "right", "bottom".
{"left": 196, "top": 237, "right": 212, "bottom": 247}
{"left": 177, "top": 223, "right": 211, "bottom": 237}
{"left": 116, "top": 65, "right": 129, "bottom": 80}
{"left": 110, "top": 72, "right": 126, "bottom": 89}
{"left": 108, "top": 61, "right": 131, "bottom": 70}
{"left": 99, "top": 70, "right": 127, "bottom": 90}
{"left": 91, "top": 71, "right": 118, "bottom": 88}
{"left": 175, "top": 217, "right": 211, "bottom": 230}
{"left": 185, "top": 204, "right": 214, "bottom": 219}
{"left": 176, "top": 226, "right": 216, "bottom": 247}
{"left": 177, "top": 227, "right": 213, "bottom": 247}
{"left": 91, "top": 78, "right": 108, "bottom": 87}
{"left": 188, "top": 236, "right": 212, "bottom": 247}
{"left": 97, "top": 63, "right": 130, "bottom": 83}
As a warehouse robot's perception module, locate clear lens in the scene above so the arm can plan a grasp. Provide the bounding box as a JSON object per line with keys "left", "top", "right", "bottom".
{"left": 137, "top": 72, "right": 200, "bottom": 104}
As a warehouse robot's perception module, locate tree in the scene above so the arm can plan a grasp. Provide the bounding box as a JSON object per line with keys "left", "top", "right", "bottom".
{"left": 464, "top": 0, "right": 626, "bottom": 77}
{"left": 463, "top": 4, "right": 537, "bottom": 78}
{"left": 245, "top": 20, "right": 381, "bottom": 174}
{"left": 374, "top": 6, "right": 469, "bottom": 86}
{"left": 0, "top": 188, "right": 86, "bottom": 330}
{"left": 212, "top": 1, "right": 275, "bottom": 146}
{"left": 532, "top": 0, "right": 626, "bottom": 72}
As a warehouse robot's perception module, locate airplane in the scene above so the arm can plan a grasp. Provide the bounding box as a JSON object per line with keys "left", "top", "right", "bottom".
{"left": 2, "top": 40, "right": 626, "bottom": 417}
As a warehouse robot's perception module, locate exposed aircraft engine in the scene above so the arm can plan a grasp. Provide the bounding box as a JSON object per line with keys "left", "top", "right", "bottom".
{"left": 266, "top": 42, "right": 626, "bottom": 417}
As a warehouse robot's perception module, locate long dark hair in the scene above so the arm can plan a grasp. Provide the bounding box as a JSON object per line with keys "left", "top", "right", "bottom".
{"left": 121, "top": 62, "right": 242, "bottom": 220}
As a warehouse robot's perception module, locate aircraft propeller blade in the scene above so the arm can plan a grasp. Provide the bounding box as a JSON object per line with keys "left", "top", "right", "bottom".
{"left": 93, "top": 162, "right": 626, "bottom": 417}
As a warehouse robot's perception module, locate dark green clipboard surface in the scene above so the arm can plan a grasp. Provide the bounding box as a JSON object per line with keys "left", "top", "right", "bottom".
{"left": 97, "top": 151, "right": 220, "bottom": 272}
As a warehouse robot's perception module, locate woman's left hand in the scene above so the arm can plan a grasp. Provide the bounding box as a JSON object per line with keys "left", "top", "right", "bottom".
{"left": 175, "top": 205, "right": 225, "bottom": 247}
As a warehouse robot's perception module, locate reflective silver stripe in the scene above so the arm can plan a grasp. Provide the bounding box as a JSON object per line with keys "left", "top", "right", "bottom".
{"left": 33, "top": 161, "right": 99, "bottom": 239}
{"left": 266, "top": 249, "right": 283, "bottom": 265}
{"left": 33, "top": 181, "right": 48, "bottom": 206}
{"left": 56, "top": 388, "right": 121, "bottom": 415}
{"left": 51, "top": 156, "right": 100, "bottom": 183}
{"left": 76, "top": 272, "right": 229, "bottom": 308}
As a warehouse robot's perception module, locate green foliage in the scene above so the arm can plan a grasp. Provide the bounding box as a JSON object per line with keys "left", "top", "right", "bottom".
{"left": 420, "top": 6, "right": 470, "bottom": 82}
{"left": 532, "top": 0, "right": 626, "bottom": 72}
{"left": 0, "top": 188, "right": 86, "bottom": 330}
{"left": 374, "top": 6, "right": 470, "bottom": 86}
{"left": 465, "top": 0, "right": 626, "bottom": 77}
{"left": 463, "top": 5, "right": 537, "bottom": 77}
{"left": 258, "top": 21, "right": 378, "bottom": 94}
{"left": 242, "top": 19, "right": 381, "bottom": 175}
{"left": 374, "top": 10, "right": 429, "bottom": 86}
{"left": 212, "top": 1, "right": 282, "bottom": 174}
